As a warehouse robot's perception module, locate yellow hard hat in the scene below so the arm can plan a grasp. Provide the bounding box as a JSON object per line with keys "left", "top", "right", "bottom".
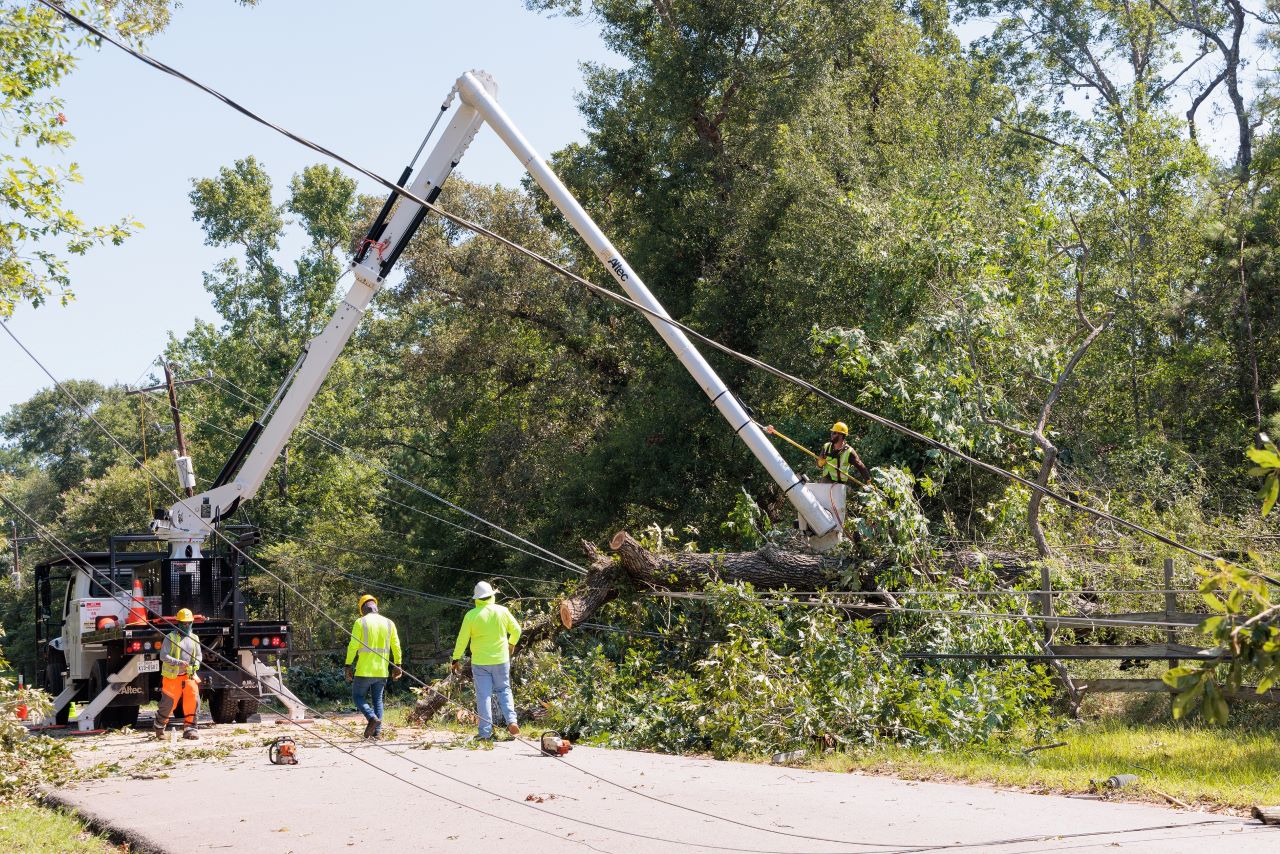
{"left": 175, "top": 608, "right": 194, "bottom": 622}
{"left": 831, "top": 421, "right": 849, "bottom": 435}
{"left": 357, "top": 594, "right": 377, "bottom": 611}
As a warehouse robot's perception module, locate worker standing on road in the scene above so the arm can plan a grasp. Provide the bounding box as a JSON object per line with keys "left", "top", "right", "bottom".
{"left": 816, "top": 421, "right": 871, "bottom": 484}
{"left": 344, "top": 594, "right": 403, "bottom": 740}
{"left": 451, "top": 581, "right": 522, "bottom": 741}
{"left": 153, "top": 608, "right": 202, "bottom": 740}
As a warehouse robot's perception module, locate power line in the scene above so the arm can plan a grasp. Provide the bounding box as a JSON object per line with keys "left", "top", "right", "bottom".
{"left": 262, "top": 528, "right": 558, "bottom": 586}
{"left": 137, "top": 382, "right": 565, "bottom": 586}
{"left": 0, "top": 320, "right": 1244, "bottom": 853}
{"left": 670, "top": 588, "right": 1209, "bottom": 597}
{"left": 205, "top": 373, "right": 586, "bottom": 576}
{"left": 132, "top": 385, "right": 564, "bottom": 593}
{"left": 3, "top": 321, "right": 906, "bottom": 854}
{"left": 648, "top": 590, "right": 1205, "bottom": 632}
{"left": 30, "top": 0, "right": 1245, "bottom": 576}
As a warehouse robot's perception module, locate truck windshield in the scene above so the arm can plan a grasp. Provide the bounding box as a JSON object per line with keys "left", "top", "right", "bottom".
{"left": 87, "top": 568, "right": 133, "bottom": 599}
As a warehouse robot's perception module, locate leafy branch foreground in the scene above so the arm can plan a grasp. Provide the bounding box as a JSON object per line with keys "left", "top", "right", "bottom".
{"left": 432, "top": 581, "right": 1060, "bottom": 759}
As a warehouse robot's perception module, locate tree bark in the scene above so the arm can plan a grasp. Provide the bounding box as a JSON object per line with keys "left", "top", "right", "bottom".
{"left": 608, "top": 530, "right": 864, "bottom": 591}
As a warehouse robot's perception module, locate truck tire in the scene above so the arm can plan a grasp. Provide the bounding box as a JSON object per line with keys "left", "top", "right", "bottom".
{"left": 235, "top": 696, "right": 259, "bottom": 723}
{"left": 100, "top": 704, "right": 139, "bottom": 729}
{"left": 208, "top": 688, "right": 239, "bottom": 725}
{"left": 45, "top": 650, "right": 72, "bottom": 725}
{"left": 45, "top": 660, "right": 71, "bottom": 725}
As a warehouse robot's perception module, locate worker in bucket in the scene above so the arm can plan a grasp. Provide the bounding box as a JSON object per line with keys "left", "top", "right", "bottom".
{"left": 153, "top": 608, "right": 202, "bottom": 740}
{"left": 451, "top": 581, "right": 522, "bottom": 741}
{"left": 816, "top": 421, "right": 871, "bottom": 484}
{"left": 344, "top": 594, "right": 403, "bottom": 740}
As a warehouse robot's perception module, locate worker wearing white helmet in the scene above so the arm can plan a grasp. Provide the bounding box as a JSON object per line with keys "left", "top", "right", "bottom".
{"left": 451, "top": 580, "right": 523, "bottom": 740}
{"left": 344, "top": 594, "right": 403, "bottom": 740}
{"left": 154, "top": 608, "right": 202, "bottom": 740}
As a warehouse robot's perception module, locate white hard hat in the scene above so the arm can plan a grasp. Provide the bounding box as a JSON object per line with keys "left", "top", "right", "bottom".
{"left": 473, "top": 581, "right": 495, "bottom": 599}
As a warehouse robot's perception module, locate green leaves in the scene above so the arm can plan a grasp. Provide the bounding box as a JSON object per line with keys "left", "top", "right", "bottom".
{"left": 1172, "top": 548, "right": 1279, "bottom": 724}
{"left": 0, "top": 1, "right": 192, "bottom": 316}
{"left": 1247, "top": 437, "right": 1280, "bottom": 517}
{"left": 524, "top": 580, "right": 1053, "bottom": 757}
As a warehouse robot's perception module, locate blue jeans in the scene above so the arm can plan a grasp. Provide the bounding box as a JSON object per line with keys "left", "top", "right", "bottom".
{"left": 352, "top": 676, "right": 386, "bottom": 727}
{"left": 472, "top": 662, "right": 517, "bottom": 739}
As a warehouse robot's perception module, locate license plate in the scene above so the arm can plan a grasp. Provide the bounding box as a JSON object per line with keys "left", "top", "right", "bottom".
{"left": 136, "top": 660, "right": 159, "bottom": 673}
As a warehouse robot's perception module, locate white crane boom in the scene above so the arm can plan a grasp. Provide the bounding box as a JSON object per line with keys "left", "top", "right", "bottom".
{"left": 153, "top": 69, "right": 839, "bottom": 559}
{"left": 452, "top": 72, "right": 839, "bottom": 543}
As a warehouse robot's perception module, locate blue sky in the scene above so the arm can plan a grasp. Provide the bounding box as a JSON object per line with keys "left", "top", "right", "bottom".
{"left": 1, "top": 0, "right": 618, "bottom": 410}
{"left": 1, "top": 3, "right": 1256, "bottom": 414}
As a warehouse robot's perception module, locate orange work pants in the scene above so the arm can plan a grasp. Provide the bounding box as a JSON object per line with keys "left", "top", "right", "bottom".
{"left": 156, "top": 675, "right": 199, "bottom": 728}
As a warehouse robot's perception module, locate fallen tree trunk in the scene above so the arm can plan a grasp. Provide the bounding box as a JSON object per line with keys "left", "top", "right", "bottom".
{"left": 607, "top": 531, "right": 863, "bottom": 592}
{"left": 408, "top": 531, "right": 1035, "bottom": 723}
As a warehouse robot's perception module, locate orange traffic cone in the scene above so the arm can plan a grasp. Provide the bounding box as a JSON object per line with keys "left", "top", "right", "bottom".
{"left": 126, "top": 579, "right": 147, "bottom": 625}
{"left": 15, "top": 674, "right": 27, "bottom": 721}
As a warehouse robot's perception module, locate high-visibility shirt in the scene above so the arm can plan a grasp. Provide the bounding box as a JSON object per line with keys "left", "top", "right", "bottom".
{"left": 818, "top": 442, "right": 866, "bottom": 483}
{"left": 345, "top": 613, "right": 402, "bottom": 678}
{"left": 452, "top": 598, "right": 522, "bottom": 666}
{"left": 160, "top": 630, "right": 202, "bottom": 680}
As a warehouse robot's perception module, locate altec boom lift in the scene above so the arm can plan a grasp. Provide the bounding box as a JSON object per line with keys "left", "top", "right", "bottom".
{"left": 151, "top": 70, "right": 842, "bottom": 566}
{"left": 42, "top": 68, "right": 844, "bottom": 732}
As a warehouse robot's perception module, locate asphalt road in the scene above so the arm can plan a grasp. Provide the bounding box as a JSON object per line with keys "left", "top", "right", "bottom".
{"left": 49, "top": 719, "right": 1278, "bottom": 854}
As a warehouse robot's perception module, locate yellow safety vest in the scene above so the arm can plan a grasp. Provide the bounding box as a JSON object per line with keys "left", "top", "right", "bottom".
{"left": 819, "top": 442, "right": 860, "bottom": 483}
{"left": 159, "top": 630, "right": 202, "bottom": 680}
{"left": 452, "top": 598, "right": 522, "bottom": 666}
{"left": 345, "top": 613, "right": 402, "bottom": 678}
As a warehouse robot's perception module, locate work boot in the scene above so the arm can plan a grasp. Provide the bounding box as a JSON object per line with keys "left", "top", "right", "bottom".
{"left": 183, "top": 727, "right": 200, "bottom": 741}
{"left": 153, "top": 726, "right": 165, "bottom": 741}
{"left": 507, "top": 722, "right": 520, "bottom": 736}
{"left": 363, "top": 717, "right": 379, "bottom": 739}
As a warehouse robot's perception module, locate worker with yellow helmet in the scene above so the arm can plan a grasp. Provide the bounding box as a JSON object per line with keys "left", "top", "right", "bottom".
{"left": 344, "top": 593, "right": 403, "bottom": 739}
{"left": 153, "top": 608, "right": 202, "bottom": 740}
{"left": 816, "top": 421, "right": 870, "bottom": 484}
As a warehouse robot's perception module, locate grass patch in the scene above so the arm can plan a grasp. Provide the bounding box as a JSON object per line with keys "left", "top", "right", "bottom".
{"left": 0, "top": 802, "right": 121, "bottom": 853}
{"left": 808, "top": 719, "right": 1280, "bottom": 810}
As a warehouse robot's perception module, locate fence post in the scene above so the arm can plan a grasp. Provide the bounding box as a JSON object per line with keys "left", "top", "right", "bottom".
{"left": 1040, "top": 563, "right": 1053, "bottom": 643}
{"left": 1165, "top": 557, "right": 1177, "bottom": 713}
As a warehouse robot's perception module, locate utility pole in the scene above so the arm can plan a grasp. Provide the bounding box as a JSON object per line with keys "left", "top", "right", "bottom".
{"left": 9, "top": 520, "right": 37, "bottom": 587}
{"left": 164, "top": 362, "right": 194, "bottom": 497}
{"left": 126, "top": 367, "right": 210, "bottom": 498}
